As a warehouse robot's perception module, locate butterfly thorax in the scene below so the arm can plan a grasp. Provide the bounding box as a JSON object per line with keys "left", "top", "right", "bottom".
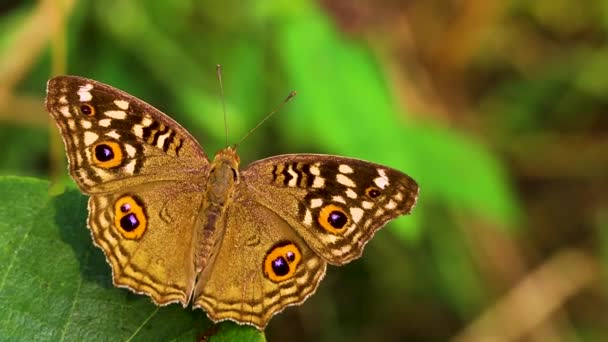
{"left": 205, "top": 147, "right": 240, "bottom": 204}
{"left": 195, "top": 147, "right": 241, "bottom": 272}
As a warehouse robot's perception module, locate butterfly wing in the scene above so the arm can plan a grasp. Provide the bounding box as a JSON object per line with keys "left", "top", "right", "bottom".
{"left": 45, "top": 76, "right": 208, "bottom": 194}
{"left": 192, "top": 184, "right": 327, "bottom": 329}
{"left": 46, "top": 76, "right": 208, "bottom": 305}
{"left": 240, "top": 154, "right": 419, "bottom": 265}
{"left": 88, "top": 183, "right": 202, "bottom": 305}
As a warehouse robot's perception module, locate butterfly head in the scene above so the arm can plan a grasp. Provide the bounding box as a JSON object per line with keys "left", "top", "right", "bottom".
{"left": 211, "top": 146, "right": 240, "bottom": 167}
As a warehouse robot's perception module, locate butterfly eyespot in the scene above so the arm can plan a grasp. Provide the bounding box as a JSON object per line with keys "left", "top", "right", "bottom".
{"left": 366, "top": 186, "right": 382, "bottom": 198}
{"left": 91, "top": 141, "right": 123, "bottom": 168}
{"left": 114, "top": 195, "right": 147, "bottom": 239}
{"left": 263, "top": 242, "right": 302, "bottom": 283}
{"left": 79, "top": 104, "right": 95, "bottom": 116}
{"left": 120, "top": 213, "right": 139, "bottom": 231}
{"left": 318, "top": 204, "right": 350, "bottom": 234}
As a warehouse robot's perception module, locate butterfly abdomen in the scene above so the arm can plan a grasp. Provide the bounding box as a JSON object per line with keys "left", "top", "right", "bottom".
{"left": 195, "top": 147, "right": 241, "bottom": 272}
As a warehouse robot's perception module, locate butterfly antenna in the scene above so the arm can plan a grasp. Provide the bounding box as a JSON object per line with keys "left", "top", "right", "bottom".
{"left": 235, "top": 90, "right": 297, "bottom": 149}
{"left": 217, "top": 64, "right": 229, "bottom": 147}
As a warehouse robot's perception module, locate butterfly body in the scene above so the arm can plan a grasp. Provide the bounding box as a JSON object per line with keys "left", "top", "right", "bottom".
{"left": 195, "top": 147, "right": 239, "bottom": 274}
{"left": 45, "top": 75, "right": 419, "bottom": 329}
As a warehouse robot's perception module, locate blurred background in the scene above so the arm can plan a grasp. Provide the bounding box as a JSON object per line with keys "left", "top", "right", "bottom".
{"left": 1, "top": 0, "right": 607, "bottom": 341}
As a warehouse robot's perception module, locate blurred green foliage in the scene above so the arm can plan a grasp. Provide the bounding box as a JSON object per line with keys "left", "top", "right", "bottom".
{"left": 0, "top": 0, "right": 606, "bottom": 341}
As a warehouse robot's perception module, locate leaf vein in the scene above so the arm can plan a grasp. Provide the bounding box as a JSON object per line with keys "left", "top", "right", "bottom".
{"left": 125, "top": 307, "right": 160, "bottom": 342}
{"left": 0, "top": 230, "right": 31, "bottom": 294}
{"left": 59, "top": 250, "right": 88, "bottom": 341}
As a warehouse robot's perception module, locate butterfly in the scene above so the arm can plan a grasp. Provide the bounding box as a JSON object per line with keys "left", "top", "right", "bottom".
{"left": 45, "top": 75, "right": 419, "bottom": 329}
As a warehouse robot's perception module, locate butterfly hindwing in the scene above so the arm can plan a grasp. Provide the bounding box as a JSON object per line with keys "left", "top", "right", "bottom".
{"left": 88, "top": 182, "right": 202, "bottom": 306}
{"left": 192, "top": 184, "right": 327, "bottom": 328}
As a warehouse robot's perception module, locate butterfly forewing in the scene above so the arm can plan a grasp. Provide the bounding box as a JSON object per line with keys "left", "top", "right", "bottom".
{"left": 45, "top": 76, "right": 209, "bottom": 194}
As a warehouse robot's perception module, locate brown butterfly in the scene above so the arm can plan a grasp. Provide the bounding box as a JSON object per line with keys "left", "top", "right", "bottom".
{"left": 45, "top": 75, "right": 419, "bottom": 329}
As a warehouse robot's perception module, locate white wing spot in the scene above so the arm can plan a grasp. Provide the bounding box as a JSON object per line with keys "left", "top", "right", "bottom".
{"left": 303, "top": 210, "right": 313, "bottom": 225}
{"left": 374, "top": 168, "right": 390, "bottom": 189}
{"left": 394, "top": 192, "right": 403, "bottom": 201}
{"left": 133, "top": 124, "right": 143, "bottom": 137}
{"left": 123, "top": 160, "right": 136, "bottom": 174}
{"left": 80, "top": 120, "right": 92, "bottom": 129}
{"left": 374, "top": 208, "right": 385, "bottom": 217}
{"left": 58, "top": 96, "right": 68, "bottom": 104}
{"left": 67, "top": 119, "right": 76, "bottom": 130}
{"left": 339, "top": 164, "right": 354, "bottom": 174}
{"left": 157, "top": 131, "right": 171, "bottom": 148}
{"left": 374, "top": 177, "right": 389, "bottom": 189}
{"left": 77, "top": 84, "right": 93, "bottom": 102}
{"left": 141, "top": 117, "right": 153, "bottom": 126}
{"left": 386, "top": 200, "right": 397, "bottom": 210}
{"left": 350, "top": 207, "right": 364, "bottom": 223}
{"left": 104, "top": 110, "right": 127, "bottom": 119}
{"left": 332, "top": 196, "right": 346, "bottom": 204}
{"left": 310, "top": 198, "right": 323, "bottom": 208}
{"left": 345, "top": 188, "right": 357, "bottom": 199}
{"left": 336, "top": 174, "right": 356, "bottom": 187}
{"left": 362, "top": 201, "right": 374, "bottom": 209}
{"left": 59, "top": 106, "right": 71, "bottom": 117}
{"left": 312, "top": 177, "right": 325, "bottom": 188}
{"left": 83, "top": 131, "right": 99, "bottom": 145}
{"left": 125, "top": 144, "right": 136, "bottom": 157}
{"left": 309, "top": 164, "right": 321, "bottom": 176}
{"left": 287, "top": 166, "right": 298, "bottom": 187}
{"left": 114, "top": 100, "right": 129, "bottom": 110}
{"left": 99, "top": 119, "right": 112, "bottom": 127}
{"left": 105, "top": 130, "right": 121, "bottom": 139}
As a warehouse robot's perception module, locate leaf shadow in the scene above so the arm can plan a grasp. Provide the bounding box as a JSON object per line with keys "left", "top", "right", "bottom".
{"left": 52, "top": 188, "right": 114, "bottom": 289}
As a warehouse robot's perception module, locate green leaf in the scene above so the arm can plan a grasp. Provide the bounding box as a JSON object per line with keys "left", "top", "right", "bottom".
{"left": 0, "top": 176, "right": 265, "bottom": 341}
{"left": 277, "top": 4, "right": 520, "bottom": 239}
{"left": 208, "top": 322, "right": 266, "bottom": 342}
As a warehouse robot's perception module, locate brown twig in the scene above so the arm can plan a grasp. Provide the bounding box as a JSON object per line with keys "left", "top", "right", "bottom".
{"left": 452, "top": 249, "right": 599, "bottom": 342}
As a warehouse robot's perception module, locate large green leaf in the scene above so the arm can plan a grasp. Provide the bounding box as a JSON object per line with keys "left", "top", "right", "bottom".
{"left": 0, "top": 176, "right": 265, "bottom": 341}
{"left": 277, "top": 4, "right": 520, "bottom": 240}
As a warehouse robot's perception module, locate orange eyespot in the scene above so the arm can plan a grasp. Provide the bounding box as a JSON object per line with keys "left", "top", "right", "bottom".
{"left": 263, "top": 242, "right": 301, "bottom": 283}
{"left": 318, "top": 204, "right": 350, "bottom": 234}
{"left": 91, "top": 141, "right": 123, "bottom": 168}
{"left": 365, "top": 186, "right": 382, "bottom": 199}
{"left": 113, "top": 195, "right": 147, "bottom": 239}
{"left": 79, "top": 104, "right": 95, "bottom": 116}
